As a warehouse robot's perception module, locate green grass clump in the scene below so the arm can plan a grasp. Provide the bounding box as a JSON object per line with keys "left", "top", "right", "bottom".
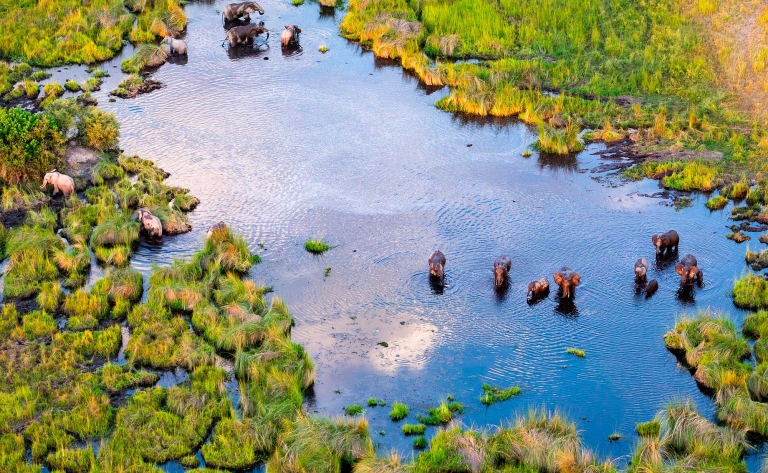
{"left": 413, "top": 435, "right": 428, "bottom": 449}
{"left": 706, "top": 195, "right": 728, "bottom": 210}
{"left": 416, "top": 400, "right": 463, "bottom": 425}
{"left": 0, "top": 106, "right": 65, "bottom": 184}
{"left": 402, "top": 423, "right": 426, "bottom": 435}
{"left": 121, "top": 45, "right": 169, "bottom": 74}
{"left": 43, "top": 82, "right": 64, "bottom": 100}
{"left": 3, "top": 225, "right": 64, "bottom": 298}
{"left": 732, "top": 274, "right": 768, "bottom": 310}
{"left": 305, "top": 238, "right": 331, "bottom": 254}
{"left": 534, "top": 121, "right": 584, "bottom": 155}
{"left": 479, "top": 383, "right": 521, "bottom": 405}
{"left": 64, "top": 79, "right": 80, "bottom": 92}
{"left": 743, "top": 311, "right": 768, "bottom": 340}
{"left": 635, "top": 419, "right": 661, "bottom": 437}
{"left": 345, "top": 404, "right": 365, "bottom": 416}
{"left": 566, "top": 348, "right": 586, "bottom": 358}
{"left": 389, "top": 402, "right": 409, "bottom": 421}
{"left": 367, "top": 398, "right": 379, "bottom": 407}
{"left": 15, "top": 310, "right": 57, "bottom": 340}
{"left": 63, "top": 288, "right": 109, "bottom": 330}
{"left": 608, "top": 432, "right": 622, "bottom": 441}
{"left": 47, "top": 447, "right": 95, "bottom": 472}
{"left": 201, "top": 418, "right": 263, "bottom": 470}
{"left": 100, "top": 364, "right": 158, "bottom": 393}
{"left": 729, "top": 182, "right": 750, "bottom": 200}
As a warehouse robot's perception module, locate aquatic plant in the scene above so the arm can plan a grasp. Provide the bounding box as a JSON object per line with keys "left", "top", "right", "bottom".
{"left": 706, "top": 195, "right": 728, "bottom": 210}
{"left": 566, "top": 347, "right": 586, "bottom": 358}
{"left": 345, "top": 404, "right": 365, "bottom": 416}
{"left": 416, "top": 400, "right": 464, "bottom": 425}
{"left": 635, "top": 419, "right": 660, "bottom": 437}
{"left": 305, "top": 238, "right": 331, "bottom": 254}
{"left": 479, "top": 383, "right": 521, "bottom": 405}
{"left": 534, "top": 121, "right": 584, "bottom": 155}
{"left": 733, "top": 274, "right": 768, "bottom": 310}
{"left": 389, "top": 402, "right": 409, "bottom": 421}
{"left": 367, "top": 398, "right": 378, "bottom": 407}
{"left": 402, "top": 423, "right": 426, "bottom": 435}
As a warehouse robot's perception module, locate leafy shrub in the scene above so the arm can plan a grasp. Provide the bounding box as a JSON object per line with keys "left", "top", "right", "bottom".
{"left": 79, "top": 108, "right": 119, "bottom": 151}
{"left": 0, "top": 107, "right": 64, "bottom": 184}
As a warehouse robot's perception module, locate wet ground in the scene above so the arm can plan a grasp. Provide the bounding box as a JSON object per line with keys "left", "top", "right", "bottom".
{"left": 26, "top": 0, "right": 767, "bottom": 469}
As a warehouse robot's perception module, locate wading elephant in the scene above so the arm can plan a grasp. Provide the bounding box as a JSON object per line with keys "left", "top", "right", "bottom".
{"left": 493, "top": 256, "right": 511, "bottom": 287}
{"left": 161, "top": 36, "right": 187, "bottom": 55}
{"left": 675, "top": 254, "right": 703, "bottom": 287}
{"left": 645, "top": 279, "right": 659, "bottom": 297}
{"left": 428, "top": 250, "right": 446, "bottom": 282}
{"left": 527, "top": 277, "right": 549, "bottom": 300}
{"left": 634, "top": 258, "right": 649, "bottom": 281}
{"left": 136, "top": 208, "right": 162, "bottom": 238}
{"left": 553, "top": 267, "right": 581, "bottom": 299}
{"left": 41, "top": 170, "right": 75, "bottom": 197}
{"left": 652, "top": 230, "right": 679, "bottom": 256}
{"left": 281, "top": 25, "right": 302, "bottom": 47}
{"left": 226, "top": 23, "right": 269, "bottom": 47}
{"left": 222, "top": 2, "right": 264, "bottom": 23}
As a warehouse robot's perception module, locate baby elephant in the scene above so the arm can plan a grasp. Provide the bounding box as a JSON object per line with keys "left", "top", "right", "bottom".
{"left": 41, "top": 169, "right": 75, "bottom": 197}
{"left": 136, "top": 208, "right": 162, "bottom": 238}
{"left": 428, "top": 250, "right": 446, "bottom": 282}
{"left": 161, "top": 36, "right": 187, "bottom": 55}
{"left": 553, "top": 267, "right": 581, "bottom": 299}
{"left": 675, "top": 254, "right": 703, "bottom": 286}
{"left": 634, "top": 258, "right": 649, "bottom": 281}
{"left": 281, "top": 25, "right": 301, "bottom": 47}
{"left": 226, "top": 23, "right": 269, "bottom": 47}
{"left": 644, "top": 279, "right": 659, "bottom": 298}
{"left": 652, "top": 230, "right": 679, "bottom": 256}
{"left": 493, "top": 256, "right": 511, "bottom": 287}
{"left": 527, "top": 277, "right": 549, "bottom": 300}
{"left": 222, "top": 2, "right": 264, "bottom": 22}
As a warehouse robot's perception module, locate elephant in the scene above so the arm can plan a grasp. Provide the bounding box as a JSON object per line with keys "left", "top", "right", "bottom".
{"left": 41, "top": 170, "right": 75, "bottom": 197}
{"left": 645, "top": 279, "right": 659, "bottom": 297}
{"left": 207, "top": 221, "right": 227, "bottom": 238}
{"left": 226, "top": 23, "right": 269, "bottom": 47}
{"left": 553, "top": 267, "right": 581, "bottom": 299}
{"left": 652, "top": 230, "right": 679, "bottom": 256}
{"left": 136, "top": 208, "right": 162, "bottom": 238}
{"left": 527, "top": 277, "right": 549, "bottom": 300}
{"left": 675, "top": 254, "right": 703, "bottom": 286}
{"left": 634, "top": 258, "right": 649, "bottom": 281}
{"left": 428, "top": 250, "right": 446, "bottom": 282}
{"left": 222, "top": 2, "right": 264, "bottom": 23}
{"left": 493, "top": 256, "right": 511, "bottom": 287}
{"left": 161, "top": 36, "right": 187, "bottom": 55}
{"left": 281, "top": 25, "right": 302, "bottom": 47}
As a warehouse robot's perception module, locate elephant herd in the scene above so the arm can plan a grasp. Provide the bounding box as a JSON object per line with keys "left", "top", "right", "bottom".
{"left": 427, "top": 229, "right": 703, "bottom": 303}
{"left": 40, "top": 170, "right": 164, "bottom": 238}
{"left": 221, "top": 2, "right": 301, "bottom": 48}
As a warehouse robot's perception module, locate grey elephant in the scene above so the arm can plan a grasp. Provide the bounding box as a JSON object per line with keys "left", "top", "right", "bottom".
{"left": 161, "top": 36, "right": 187, "bottom": 55}
{"left": 675, "top": 254, "right": 703, "bottom": 287}
{"left": 136, "top": 208, "right": 162, "bottom": 238}
{"left": 634, "top": 257, "right": 649, "bottom": 281}
{"left": 281, "top": 25, "right": 301, "bottom": 47}
{"left": 428, "top": 250, "right": 446, "bottom": 282}
{"left": 226, "top": 23, "right": 269, "bottom": 47}
{"left": 652, "top": 230, "right": 679, "bottom": 256}
{"left": 41, "top": 170, "right": 75, "bottom": 197}
{"left": 493, "top": 256, "right": 511, "bottom": 287}
{"left": 222, "top": 2, "right": 264, "bottom": 23}
{"left": 553, "top": 267, "right": 581, "bottom": 299}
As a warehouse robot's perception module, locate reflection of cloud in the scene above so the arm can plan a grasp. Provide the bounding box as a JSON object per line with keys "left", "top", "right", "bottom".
{"left": 366, "top": 320, "right": 438, "bottom": 373}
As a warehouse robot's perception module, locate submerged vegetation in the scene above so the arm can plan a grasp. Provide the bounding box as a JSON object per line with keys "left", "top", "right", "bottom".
{"left": 305, "top": 238, "right": 331, "bottom": 254}
{"left": 479, "top": 383, "right": 521, "bottom": 405}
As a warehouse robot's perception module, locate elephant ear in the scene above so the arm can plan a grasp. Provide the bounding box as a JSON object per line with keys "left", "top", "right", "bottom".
{"left": 571, "top": 273, "right": 581, "bottom": 287}
{"left": 675, "top": 263, "right": 684, "bottom": 276}
{"left": 690, "top": 266, "right": 700, "bottom": 278}
{"left": 553, "top": 272, "right": 564, "bottom": 287}
{"left": 285, "top": 25, "right": 291, "bottom": 29}
{"left": 652, "top": 235, "right": 659, "bottom": 245}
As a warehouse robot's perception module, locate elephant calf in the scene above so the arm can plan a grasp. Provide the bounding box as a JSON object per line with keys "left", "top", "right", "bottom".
{"left": 634, "top": 258, "right": 648, "bottom": 281}
{"left": 136, "top": 208, "right": 162, "bottom": 238}
{"left": 223, "top": 2, "right": 264, "bottom": 22}
{"left": 675, "top": 254, "right": 703, "bottom": 287}
{"left": 553, "top": 267, "right": 581, "bottom": 299}
{"left": 41, "top": 170, "right": 75, "bottom": 197}
{"left": 161, "top": 36, "right": 187, "bottom": 55}
{"left": 527, "top": 277, "right": 549, "bottom": 300}
{"left": 281, "top": 25, "right": 301, "bottom": 47}
{"left": 652, "top": 230, "right": 679, "bottom": 256}
{"left": 428, "top": 250, "right": 446, "bottom": 282}
{"left": 226, "top": 23, "right": 269, "bottom": 47}
{"left": 645, "top": 279, "right": 659, "bottom": 297}
{"left": 493, "top": 256, "right": 511, "bottom": 287}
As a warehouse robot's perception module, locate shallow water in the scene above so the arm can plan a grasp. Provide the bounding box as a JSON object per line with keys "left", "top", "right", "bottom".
{"left": 48, "top": 0, "right": 766, "bottom": 467}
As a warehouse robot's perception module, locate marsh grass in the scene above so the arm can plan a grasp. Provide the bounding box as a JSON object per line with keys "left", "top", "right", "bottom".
{"left": 389, "top": 402, "right": 409, "bottom": 421}
{"left": 345, "top": 404, "right": 365, "bottom": 416}
{"left": 733, "top": 274, "right": 768, "bottom": 310}
{"left": 479, "top": 383, "right": 521, "bottom": 405}
{"left": 402, "top": 423, "right": 426, "bottom": 435}
{"left": 566, "top": 347, "right": 586, "bottom": 358}
{"left": 305, "top": 238, "right": 331, "bottom": 254}
{"left": 416, "top": 400, "right": 463, "bottom": 425}
{"left": 534, "top": 121, "right": 584, "bottom": 155}
{"left": 706, "top": 195, "right": 728, "bottom": 210}
{"left": 635, "top": 420, "right": 660, "bottom": 437}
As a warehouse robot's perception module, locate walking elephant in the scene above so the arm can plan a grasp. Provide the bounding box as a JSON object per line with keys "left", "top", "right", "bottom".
{"left": 41, "top": 170, "right": 75, "bottom": 197}
{"left": 222, "top": 2, "right": 264, "bottom": 23}
{"left": 136, "top": 208, "right": 162, "bottom": 238}
{"left": 226, "top": 23, "right": 269, "bottom": 47}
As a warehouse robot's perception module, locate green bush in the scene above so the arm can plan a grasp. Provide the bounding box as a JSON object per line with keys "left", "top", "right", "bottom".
{"left": 0, "top": 107, "right": 65, "bottom": 184}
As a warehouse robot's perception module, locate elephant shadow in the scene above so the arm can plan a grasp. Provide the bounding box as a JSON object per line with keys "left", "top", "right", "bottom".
{"left": 526, "top": 288, "right": 550, "bottom": 306}
{"left": 493, "top": 280, "right": 510, "bottom": 301}
{"left": 633, "top": 280, "right": 646, "bottom": 297}
{"left": 554, "top": 296, "right": 579, "bottom": 317}
{"left": 282, "top": 44, "right": 303, "bottom": 58}
{"left": 675, "top": 286, "right": 697, "bottom": 305}
{"left": 653, "top": 251, "right": 679, "bottom": 271}
{"left": 226, "top": 42, "right": 269, "bottom": 60}
{"left": 166, "top": 55, "right": 188, "bottom": 66}
{"left": 429, "top": 276, "right": 445, "bottom": 295}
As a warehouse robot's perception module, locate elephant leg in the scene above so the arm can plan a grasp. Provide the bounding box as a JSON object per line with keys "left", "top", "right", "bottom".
{"left": 53, "top": 183, "right": 60, "bottom": 195}
{"left": 246, "top": 36, "right": 253, "bottom": 44}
